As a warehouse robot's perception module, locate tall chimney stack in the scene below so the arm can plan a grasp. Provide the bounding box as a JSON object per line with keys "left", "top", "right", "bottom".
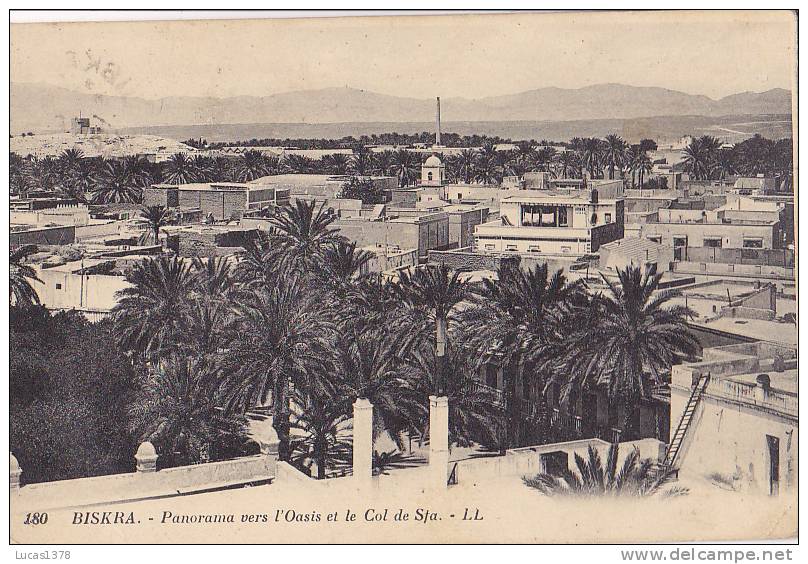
{"left": 435, "top": 97, "right": 442, "bottom": 147}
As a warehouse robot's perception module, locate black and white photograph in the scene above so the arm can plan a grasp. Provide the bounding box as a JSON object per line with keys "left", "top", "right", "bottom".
{"left": 6, "top": 9, "right": 799, "bottom": 547}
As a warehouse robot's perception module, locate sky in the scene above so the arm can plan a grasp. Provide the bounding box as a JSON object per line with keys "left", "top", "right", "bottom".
{"left": 10, "top": 11, "right": 797, "bottom": 101}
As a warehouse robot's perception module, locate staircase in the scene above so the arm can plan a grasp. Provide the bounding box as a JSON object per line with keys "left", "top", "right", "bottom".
{"left": 664, "top": 373, "right": 711, "bottom": 470}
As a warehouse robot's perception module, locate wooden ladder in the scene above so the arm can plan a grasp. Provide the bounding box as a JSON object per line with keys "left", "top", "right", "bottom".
{"left": 665, "top": 373, "right": 711, "bottom": 470}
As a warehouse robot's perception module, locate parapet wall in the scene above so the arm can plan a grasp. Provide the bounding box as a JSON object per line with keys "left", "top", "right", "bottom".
{"left": 12, "top": 454, "right": 277, "bottom": 510}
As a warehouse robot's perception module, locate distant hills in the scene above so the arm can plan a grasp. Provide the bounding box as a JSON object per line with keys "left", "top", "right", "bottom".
{"left": 11, "top": 82, "right": 793, "bottom": 135}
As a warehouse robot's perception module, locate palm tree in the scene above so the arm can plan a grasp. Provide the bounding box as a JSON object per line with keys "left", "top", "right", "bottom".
{"left": 128, "top": 353, "right": 248, "bottom": 467}
{"left": 555, "top": 150, "right": 581, "bottom": 179}
{"left": 289, "top": 386, "right": 352, "bottom": 479}
{"left": 603, "top": 134, "right": 627, "bottom": 180}
{"left": 562, "top": 265, "right": 699, "bottom": 439}
{"left": 322, "top": 153, "right": 350, "bottom": 175}
{"left": 402, "top": 342, "right": 502, "bottom": 449}
{"left": 221, "top": 273, "right": 335, "bottom": 462}
{"left": 456, "top": 149, "right": 478, "bottom": 184}
{"left": 392, "top": 149, "right": 419, "bottom": 187}
{"left": 681, "top": 138, "right": 712, "bottom": 180}
{"left": 714, "top": 147, "right": 738, "bottom": 180}
{"left": 394, "top": 264, "right": 468, "bottom": 394}
{"left": 91, "top": 159, "right": 142, "bottom": 204}
{"left": 192, "top": 256, "right": 235, "bottom": 301}
{"left": 283, "top": 154, "right": 314, "bottom": 174}
{"left": 10, "top": 245, "right": 42, "bottom": 306}
{"left": 579, "top": 137, "right": 604, "bottom": 179}
{"left": 634, "top": 152, "right": 653, "bottom": 190}
{"left": 58, "top": 148, "right": 85, "bottom": 176}
{"left": 322, "top": 241, "right": 374, "bottom": 283}
{"left": 349, "top": 146, "right": 372, "bottom": 176}
{"left": 112, "top": 256, "right": 198, "bottom": 358}
{"left": 137, "top": 205, "right": 170, "bottom": 246}
{"left": 523, "top": 442, "right": 687, "bottom": 498}
{"left": 266, "top": 200, "right": 343, "bottom": 273}
{"left": 371, "top": 150, "right": 394, "bottom": 177}
{"left": 459, "top": 263, "right": 585, "bottom": 449}
{"left": 233, "top": 150, "right": 269, "bottom": 182}
{"left": 331, "top": 325, "right": 423, "bottom": 450}
{"left": 163, "top": 153, "right": 198, "bottom": 184}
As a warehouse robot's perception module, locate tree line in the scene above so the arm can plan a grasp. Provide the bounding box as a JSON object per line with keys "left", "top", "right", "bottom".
{"left": 10, "top": 200, "right": 699, "bottom": 482}
{"left": 9, "top": 133, "right": 792, "bottom": 207}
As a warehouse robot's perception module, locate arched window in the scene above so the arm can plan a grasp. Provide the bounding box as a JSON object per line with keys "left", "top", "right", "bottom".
{"left": 427, "top": 171, "right": 433, "bottom": 181}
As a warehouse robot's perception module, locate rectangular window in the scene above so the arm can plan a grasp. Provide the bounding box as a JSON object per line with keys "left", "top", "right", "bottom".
{"left": 703, "top": 237, "right": 722, "bottom": 248}
{"left": 743, "top": 238, "right": 764, "bottom": 248}
{"left": 505, "top": 244, "right": 518, "bottom": 252}
{"left": 55, "top": 283, "right": 62, "bottom": 290}
{"left": 558, "top": 206, "right": 569, "bottom": 227}
{"left": 485, "top": 244, "right": 495, "bottom": 251}
{"left": 673, "top": 236, "right": 688, "bottom": 248}
{"left": 528, "top": 245, "right": 541, "bottom": 253}
{"left": 648, "top": 236, "right": 662, "bottom": 244}
{"left": 605, "top": 213, "right": 612, "bottom": 223}
{"left": 561, "top": 246, "right": 572, "bottom": 253}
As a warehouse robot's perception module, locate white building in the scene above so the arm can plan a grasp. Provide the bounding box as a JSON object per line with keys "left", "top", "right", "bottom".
{"left": 671, "top": 341, "right": 797, "bottom": 496}
{"left": 473, "top": 186, "right": 625, "bottom": 256}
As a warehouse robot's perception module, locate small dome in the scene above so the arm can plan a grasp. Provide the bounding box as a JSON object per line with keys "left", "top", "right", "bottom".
{"left": 10, "top": 453, "right": 20, "bottom": 471}
{"left": 136, "top": 441, "right": 157, "bottom": 457}
{"left": 424, "top": 155, "right": 442, "bottom": 166}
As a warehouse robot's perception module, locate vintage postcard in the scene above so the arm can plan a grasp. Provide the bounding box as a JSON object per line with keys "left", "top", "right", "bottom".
{"left": 7, "top": 9, "right": 798, "bottom": 546}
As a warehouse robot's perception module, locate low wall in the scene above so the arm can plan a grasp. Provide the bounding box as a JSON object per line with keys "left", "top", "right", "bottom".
{"left": 12, "top": 455, "right": 277, "bottom": 510}
{"left": 75, "top": 221, "right": 127, "bottom": 241}
{"left": 427, "top": 248, "right": 521, "bottom": 271}
{"left": 452, "top": 438, "right": 666, "bottom": 485}
{"left": 673, "top": 261, "right": 795, "bottom": 281}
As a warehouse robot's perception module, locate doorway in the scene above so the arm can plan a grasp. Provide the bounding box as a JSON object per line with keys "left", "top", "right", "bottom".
{"left": 766, "top": 435, "right": 780, "bottom": 496}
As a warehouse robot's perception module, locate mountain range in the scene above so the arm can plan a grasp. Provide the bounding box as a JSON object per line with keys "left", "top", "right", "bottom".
{"left": 11, "top": 82, "right": 792, "bottom": 135}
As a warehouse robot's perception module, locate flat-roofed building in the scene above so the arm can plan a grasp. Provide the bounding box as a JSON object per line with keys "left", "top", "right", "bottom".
{"left": 473, "top": 188, "right": 625, "bottom": 256}
{"left": 638, "top": 205, "right": 783, "bottom": 259}
{"left": 670, "top": 341, "right": 797, "bottom": 496}
{"left": 144, "top": 182, "right": 290, "bottom": 221}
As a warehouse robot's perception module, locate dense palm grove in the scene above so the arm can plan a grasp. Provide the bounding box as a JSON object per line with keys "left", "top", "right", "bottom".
{"left": 10, "top": 198, "right": 700, "bottom": 482}
{"left": 9, "top": 133, "right": 793, "bottom": 205}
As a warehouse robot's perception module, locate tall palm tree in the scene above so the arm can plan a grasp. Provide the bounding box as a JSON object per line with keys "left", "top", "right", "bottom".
{"left": 555, "top": 150, "right": 581, "bottom": 179}
{"left": 371, "top": 150, "right": 394, "bottom": 177}
{"left": 221, "top": 274, "right": 335, "bottom": 461}
{"left": 523, "top": 442, "right": 687, "bottom": 498}
{"left": 289, "top": 386, "right": 352, "bottom": 479}
{"left": 322, "top": 241, "right": 374, "bottom": 283}
{"left": 163, "top": 153, "right": 198, "bottom": 184}
{"left": 459, "top": 263, "right": 585, "bottom": 449}
{"left": 10, "top": 245, "right": 42, "bottom": 307}
{"left": 266, "top": 200, "right": 344, "bottom": 273}
{"left": 112, "top": 256, "right": 198, "bottom": 358}
{"left": 456, "top": 149, "right": 478, "bottom": 184}
{"left": 233, "top": 150, "right": 269, "bottom": 182}
{"left": 349, "top": 146, "right": 372, "bottom": 176}
{"left": 579, "top": 137, "right": 604, "bottom": 179}
{"left": 394, "top": 264, "right": 468, "bottom": 394}
{"left": 634, "top": 152, "right": 653, "bottom": 190}
{"left": 192, "top": 256, "right": 235, "bottom": 301}
{"left": 137, "top": 205, "right": 171, "bottom": 246}
{"left": 91, "top": 159, "right": 143, "bottom": 204}
{"left": 128, "top": 353, "right": 248, "bottom": 467}
{"left": 603, "top": 134, "right": 627, "bottom": 180}
{"left": 322, "top": 153, "right": 350, "bottom": 175}
{"left": 713, "top": 147, "right": 738, "bottom": 180}
{"left": 392, "top": 149, "right": 419, "bottom": 187}
{"left": 681, "top": 138, "right": 711, "bottom": 180}
{"left": 402, "top": 342, "right": 502, "bottom": 449}
{"left": 562, "top": 265, "right": 699, "bottom": 439}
